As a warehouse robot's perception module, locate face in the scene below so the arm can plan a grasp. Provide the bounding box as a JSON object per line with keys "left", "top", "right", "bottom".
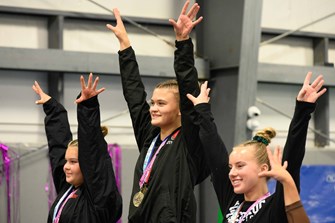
{"left": 228, "top": 145, "right": 267, "bottom": 196}
{"left": 150, "top": 88, "right": 181, "bottom": 129}
{"left": 63, "top": 146, "right": 84, "bottom": 187}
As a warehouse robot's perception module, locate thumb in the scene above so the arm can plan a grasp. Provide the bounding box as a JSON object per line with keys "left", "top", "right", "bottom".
{"left": 186, "top": 93, "right": 196, "bottom": 104}
{"left": 258, "top": 171, "right": 271, "bottom": 178}
{"left": 169, "top": 19, "right": 177, "bottom": 27}
{"left": 106, "top": 24, "right": 115, "bottom": 31}
{"left": 35, "top": 100, "right": 41, "bottom": 105}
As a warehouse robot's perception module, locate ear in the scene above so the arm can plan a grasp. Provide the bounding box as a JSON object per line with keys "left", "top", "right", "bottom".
{"left": 260, "top": 163, "right": 269, "bottom": 172}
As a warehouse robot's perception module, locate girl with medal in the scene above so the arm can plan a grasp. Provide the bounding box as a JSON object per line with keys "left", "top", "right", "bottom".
{"left": 33, "top": 74, "right": 122, "bottom": 223}
{"left": 186, "top": 72, "right": 326, "bottom": 222}
{"left": 106, "top": 1, "right": 210, "bottom": 222}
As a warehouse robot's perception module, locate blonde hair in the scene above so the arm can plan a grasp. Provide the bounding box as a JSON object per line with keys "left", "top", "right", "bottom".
{"left": 154, "top": 79, "right": 179, "bottom": 102}
{"left": 67, "top": 126, "right": 108, "bottom": 148}
{"left": 234, "top": 127, "right": 276, "bottom": 174}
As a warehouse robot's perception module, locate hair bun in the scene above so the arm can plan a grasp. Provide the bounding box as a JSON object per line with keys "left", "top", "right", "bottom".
{"left": 254, "top": 127, "right": 276, "bottom": 145}
{"left": 101, "top": 126, "right": 108, "bottom": 137}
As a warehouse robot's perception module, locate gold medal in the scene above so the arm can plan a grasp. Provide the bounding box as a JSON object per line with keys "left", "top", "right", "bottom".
{"left": 133, "top": 185, "right": 147, "bottom": 207}
{"left": 133, "top": 191, "right": 144, "bottom": 207}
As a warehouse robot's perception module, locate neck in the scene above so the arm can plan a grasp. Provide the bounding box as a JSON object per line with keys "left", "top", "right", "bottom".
{"left": 244, "top": 184, "right": 268, "bottom": 201}
{"left": 160, "top": 125, "right": 180, "bottom": 140}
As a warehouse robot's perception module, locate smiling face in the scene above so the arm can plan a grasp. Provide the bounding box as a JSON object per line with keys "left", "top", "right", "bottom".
{"left": 63, "top": 146, "right": 84, "bottom": 188}
{"left": 229, "top": 145, "right": 268, "bottom": 200}
{"left": 149, "top": 87, "right": 181, "bottom": 131}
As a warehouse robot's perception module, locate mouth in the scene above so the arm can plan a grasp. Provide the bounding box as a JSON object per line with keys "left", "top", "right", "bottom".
{"left": 231, "top": 179, "right": 242, "bottom": 187}
{"left": 151, "top": 115, "right": 160, "bottom": 119}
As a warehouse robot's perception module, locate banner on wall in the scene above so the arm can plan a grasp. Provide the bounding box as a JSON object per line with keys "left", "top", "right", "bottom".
{"left": 300, "top": 165, "right": 335, "bottom": 223}
{"left": 218, "top": 165, "right": 335, "bottom": 223}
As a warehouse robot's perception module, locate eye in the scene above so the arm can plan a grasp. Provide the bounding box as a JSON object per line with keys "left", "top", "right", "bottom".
{"left": 150, "top": 101, "right": 154, "bottom": 106}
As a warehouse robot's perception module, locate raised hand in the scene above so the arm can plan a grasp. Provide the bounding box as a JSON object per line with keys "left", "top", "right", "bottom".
{"left": 106, "top": 8, "right": 130, "bottom": 51}
{"left": 187, "top": 81, "right": 210, "bottom": 106}
{"left": 75, "top": 73, "right": 105, "bottom": 104}
{"left": 169, "top": 0, "right": 203, "bottom": 41}
{"left": 32, "top": 81, "right": 51, "bottom": 104}
{"left": 258, "top": 146, "right": 290, "bottom": 183}
{"left": 297, "top": 72, "right": 327, "bottom": 103}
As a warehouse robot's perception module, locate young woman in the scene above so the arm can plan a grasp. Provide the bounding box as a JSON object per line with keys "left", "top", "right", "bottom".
{"left": 106, "top": 2, "right": 209, "bottom": 222}
{"left": 33, "top": 74, "right": 122, "bottom": 223}
{"left": 186, "top": 73, "right": 326, "bottom": 222}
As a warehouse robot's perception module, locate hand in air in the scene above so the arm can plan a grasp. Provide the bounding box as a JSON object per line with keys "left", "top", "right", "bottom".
{"left": 169, "top": 0, "right": 203, "bottom": 41}
{"left": 297, "top": 72, "right": 327, "bottom": 103}
{"left": 75, "top": 73, "right": 105, "bottom": 104}
{"left": 106, "top": 8, "right": 130, "bottom": 50}
{"left": 186, "top": 81, "right": 210, "bottom": 106}
{"left": 32, "top": 81, "right": 51, "bottom": 105}
{"left": 258, "top": 146, "right": 290, "bottom": 183}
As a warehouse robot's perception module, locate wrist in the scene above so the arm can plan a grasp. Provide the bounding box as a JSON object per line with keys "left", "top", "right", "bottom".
{"left": 176, "top": 35, "right": 190, "bottom": 42}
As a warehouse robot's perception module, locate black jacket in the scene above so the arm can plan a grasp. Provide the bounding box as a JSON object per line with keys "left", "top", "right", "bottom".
{"left": 193, "top": 100, "right": 315, "bottom": 223}
{"left": 44, "top": 96, "right": 122, "bottom": 223}
{"left": 118, "top": 41, "right": 209, "bottom": 223}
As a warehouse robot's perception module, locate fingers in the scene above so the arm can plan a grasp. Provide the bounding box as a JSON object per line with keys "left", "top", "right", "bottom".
{"left": 96, "top": 87, "right": 106, "bottom": 95}
{"left": 113, "top": 8, "right": 120, "bottom": 19}
{"left": 310, "top": 74, "right": 323, "bottom": 89}
{"left": 200, "top": 80, "right": 208, "bottom": 91}
{"left": 32, "top": 81, "right": 42, "bottom": 94}
{"left": 87, "top": 73, "right": 93, "bottom": 88}
{"left": 193, "top": 16, "right": 203, "bottom": 26}
{"left": 92, "top": 75, "right": 99, "bottom": 90}
{"left": 32, "top": 84, "right": 38, "bottom": 94}
{"left": 80, "top": 75, "right": 86, "bottom": 90}
{"left": 106, "top": 8, "right": 123, "bottom": 32}
{"left": 187, "top": 3, "right": 200, "bottom": 20}
{"left": 181, "top": 0, "right": 190, "bottom": 16}
{"left": 303, "top": 72, "right": 312, "bottom": 86}
{"left": 316, "top": 87, "right": 327, "bottom": 98}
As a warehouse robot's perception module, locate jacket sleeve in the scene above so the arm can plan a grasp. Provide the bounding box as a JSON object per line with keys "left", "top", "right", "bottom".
{"left": 43, "top": 98, "right": 72, "bottom": 194}
{"left": 285, "top": 200, "right": 310, "bottom": 223}
{"left": 282, "top": 100, "right": 316, "bottom": 189}
{"left": 194, "top": 103, "right": 233, "bottom": 212}
{"left": 174, "top": 38, "right": 210, "bottom": 184}
{"left": 271, "top": 100, "right": 316, "bottom": 223}
{"left": 118, "top": 47, "right": 157, "bottom": 152}
{"left": 77, "top": 96, "right": 122, "bottom": 221}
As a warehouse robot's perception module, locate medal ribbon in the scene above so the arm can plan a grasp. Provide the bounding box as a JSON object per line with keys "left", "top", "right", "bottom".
{"left": 142, "top": 134, "right": 159, "bottom": 171}
{"left": 53, "top": 187, "right": 78, "bottom": 223}
{"left": 139, "top": 129, "right": 180, "bottom": 188}
{"left": 233, "top": 192, "right": 271, "bottom": 223}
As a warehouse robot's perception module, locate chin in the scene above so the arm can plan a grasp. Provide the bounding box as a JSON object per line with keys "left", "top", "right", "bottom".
{"left": 151, "top": 120, "right": 161, "bottom": 127}
{"left": 233, "top": 187, "right": 245, "bottom": 194}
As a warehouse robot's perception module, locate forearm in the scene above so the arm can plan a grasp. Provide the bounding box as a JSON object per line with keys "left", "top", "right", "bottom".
{"left": 282, "top": 176, "right": 301, "bottom": 206}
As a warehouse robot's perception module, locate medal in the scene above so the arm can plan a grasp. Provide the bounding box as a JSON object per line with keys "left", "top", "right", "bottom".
{"left": 133, "top": 185, "right": 147, "bottom": 207}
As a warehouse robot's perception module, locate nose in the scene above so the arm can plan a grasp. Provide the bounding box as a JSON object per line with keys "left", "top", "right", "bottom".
{"left": 64, "top": 161, "right": 70, "bottom": 170}
{"left": 150, "top": 103, "right": 158, "bottom": 112}
{"left": 229, "top": 167, "right": 237, "bottom": 177}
